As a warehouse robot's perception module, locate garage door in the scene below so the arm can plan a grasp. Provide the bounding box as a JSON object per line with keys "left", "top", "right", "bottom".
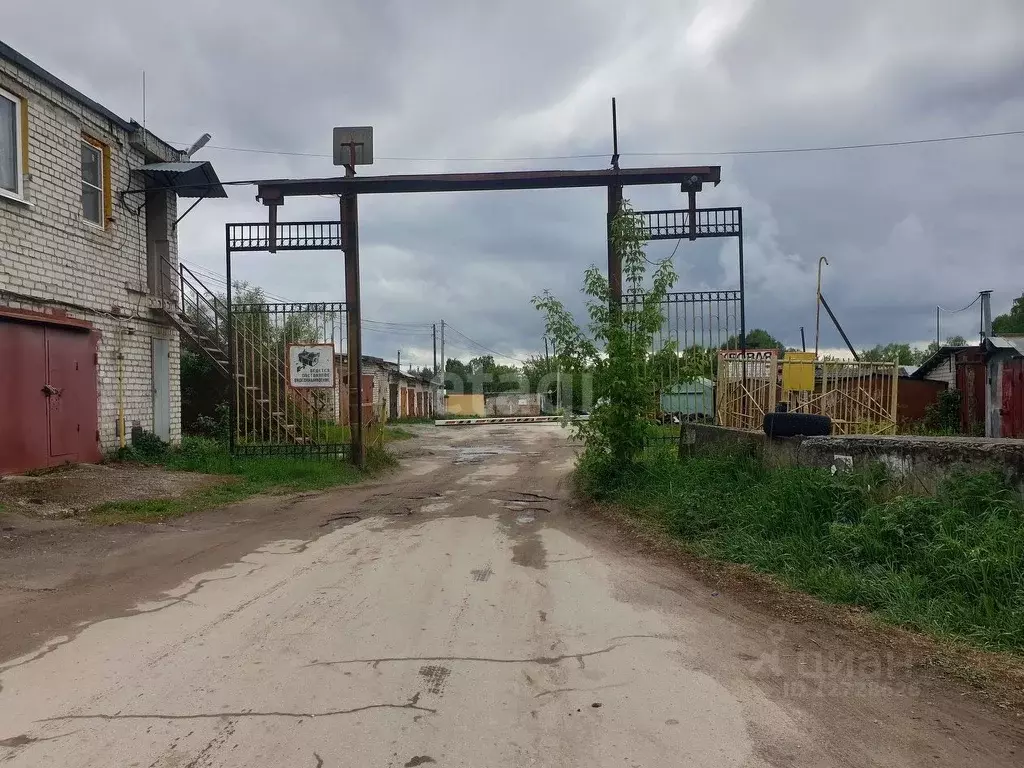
{"left": 0, "top": 318, "right": 100, "bottom": 474}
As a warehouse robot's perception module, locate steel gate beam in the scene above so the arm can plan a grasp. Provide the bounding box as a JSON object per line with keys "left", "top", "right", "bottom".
{"left": 255, "top": 166, "right": 720, "bottom": 199}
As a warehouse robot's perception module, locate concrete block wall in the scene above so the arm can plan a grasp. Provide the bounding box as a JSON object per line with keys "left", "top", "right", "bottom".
{"left": 0, "top": 57, "right": 181, "bottom": 453}
{"left": 687, "top": 424, "right": 1024, "bottom": 494}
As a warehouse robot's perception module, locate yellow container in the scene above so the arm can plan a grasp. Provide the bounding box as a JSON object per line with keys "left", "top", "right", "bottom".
{"left": 782, "top": 352, "right": 816, "bottom": 392}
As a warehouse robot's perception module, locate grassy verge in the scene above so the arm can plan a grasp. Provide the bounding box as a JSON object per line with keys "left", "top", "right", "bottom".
{"left": 318, "top": 424, "right": 418, "bottom": 442}
{"left": 578, "top": 448, "right": 1024, "bottom": 654}
{"left": 91, "top": 437, "right": 384, "bottom": 525}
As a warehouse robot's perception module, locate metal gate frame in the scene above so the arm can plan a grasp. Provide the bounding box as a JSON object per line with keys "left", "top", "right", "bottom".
{"left": 225, "top": 221, "right": 349, "bottom": 458}
{"left": 253, "top": 165, "right": 728, "bottom": 466}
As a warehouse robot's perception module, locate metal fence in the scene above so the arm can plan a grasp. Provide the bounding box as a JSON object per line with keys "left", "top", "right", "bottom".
{"left": 717, "top": 358, "right": 900, "bottom": 435}
{"left": 230, "top": 302, "right": 348, "bottom": 457}
{"left": 624, "top": 290, "right": 743, "bottom": 444}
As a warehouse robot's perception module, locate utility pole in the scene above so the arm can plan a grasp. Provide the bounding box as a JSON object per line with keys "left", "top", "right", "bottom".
{"left": 552, "top": 339, "right": 561, "bottom": 413}
{"left": 397, "top": 349, "right": 400, "bottom": 371}
{"left": 800, "top": 326, "right": 806, "bottom": 353}
{"left": 439, "top": 320, "right": 445, "bottom": 416}
{"left": 980, "top": 290, "right": 993, "bottom": 341}
{"left": 544, "top": 337, "right": 550, "bottom": 368}
{"left": 432, "top": 323, "right": 438, "bottom": 375}
{"left": 814, "top": 256, "right": 829, "bottom": 358}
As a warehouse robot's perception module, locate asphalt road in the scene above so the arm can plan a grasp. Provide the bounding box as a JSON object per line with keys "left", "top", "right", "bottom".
{"left": 0, "top": 424, "right": 1020, "bottom": 767}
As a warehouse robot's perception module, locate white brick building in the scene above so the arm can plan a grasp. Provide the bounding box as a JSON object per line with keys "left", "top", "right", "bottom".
{"left": 0, "top": 41, "right": 223, "bottom": 473}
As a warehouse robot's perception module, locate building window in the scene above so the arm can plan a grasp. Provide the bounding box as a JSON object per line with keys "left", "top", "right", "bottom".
{"left": 81, "top": 139, "right": 104, "bottom": 225}
{"left": 0, "top": 87, "right": 24, "bottom": 198}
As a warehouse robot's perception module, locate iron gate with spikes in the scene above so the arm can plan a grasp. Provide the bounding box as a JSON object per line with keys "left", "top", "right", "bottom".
{"left": 230, "top": 301, "right": 347, "bottom": 456}
{"left": 225, "top": 220, "right": 350, "bottom": 458}
{"left": 632, "top": 290, "right": 743, "bottom": 444}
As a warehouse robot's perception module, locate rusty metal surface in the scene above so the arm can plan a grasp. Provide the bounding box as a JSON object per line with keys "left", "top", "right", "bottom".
{"left": 257, "top": 165, "right": 721, "bottom": 199}
{"left": 1001, "top": 359, "right": 1024, "bottom": 438}
{"left": 0, "top": 321, "right": 99, "bottom": 474}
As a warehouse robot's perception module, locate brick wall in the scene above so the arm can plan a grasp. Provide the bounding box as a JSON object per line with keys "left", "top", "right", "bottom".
{"left": 0, "top": 57, "right": 181, "bottom": 453}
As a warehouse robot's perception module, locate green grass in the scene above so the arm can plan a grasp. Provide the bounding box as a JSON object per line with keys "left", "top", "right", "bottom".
{"left": 91, "top": 437, "right": 369, "bottom": 525}
{"left": 318, "top": 423, "right": 418, "bottom": 443}
{"left": 578, "top": 448, "right": 1024, "bottom": 653}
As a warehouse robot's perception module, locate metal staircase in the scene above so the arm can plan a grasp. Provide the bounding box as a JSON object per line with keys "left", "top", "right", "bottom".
{"left": 163, "top": 263, "right": 231, "bottom": 376}
{"left": 162, "top": 262, "right": 318, "bottom": 447}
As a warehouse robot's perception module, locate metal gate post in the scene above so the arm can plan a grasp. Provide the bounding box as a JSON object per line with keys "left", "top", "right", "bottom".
{"left": 225, "top": 224, "right": 235, "bottom": 456}
{"left": 342, "top": 192, "right": 365, "bottom": 468}
{"left": 606, "top": 182, "right": 623, "bottom": 309}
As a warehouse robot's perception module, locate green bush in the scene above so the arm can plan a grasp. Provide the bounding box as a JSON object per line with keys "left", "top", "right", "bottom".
{"left": 129, "top": 430, "right": 168, "bottom": 461}
{"left": 582, "top": 450, "right": 1024, "bottom": 652}
{"left": 922, "top": 389, "right": 962, "bottom": 434}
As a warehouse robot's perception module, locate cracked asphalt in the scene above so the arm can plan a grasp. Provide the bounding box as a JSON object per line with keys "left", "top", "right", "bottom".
{"left": 1, "top": 424, "right": 1022, "bottom": 767}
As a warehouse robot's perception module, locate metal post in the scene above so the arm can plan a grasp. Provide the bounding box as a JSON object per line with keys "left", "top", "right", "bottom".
{"left": 341, "top": 190, "right": 364, "bottom": 467}
{"left": 800, "top": 326, "right": 806, "bottom": 352}
{"left": 980, "top": 290, "right": 993, "bottom": 341}
{"left": 607, "top": 183, "right": 623, "bottom": 308}
{"left": 819, "top": 294, "right": 860, "bottom": 361}
{"left": 936, "top": 306, "right": 941, "bottom": 349}
{"left": 439, "top": 319, "right": 445, "bottom": 414}
{"left": 814, "top": 257, "right": 829, "bottom": 358}
{"left": 738, "top": 210, "right": 747, "bottom": 386}
{"left": 432, "top": 324, "right": 437, "bottom": 375}
{"left": 225, "top": 224, "right": 235, "bottom": 456}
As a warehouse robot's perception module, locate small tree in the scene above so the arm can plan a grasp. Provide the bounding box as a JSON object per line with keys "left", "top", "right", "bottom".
{"left": 532, "top": 201, "right": 690, "bottom": 472}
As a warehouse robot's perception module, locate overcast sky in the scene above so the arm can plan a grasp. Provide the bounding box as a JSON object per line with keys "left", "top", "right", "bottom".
{"left": 6, "top": 0, "right": 1024, "bottom": 368}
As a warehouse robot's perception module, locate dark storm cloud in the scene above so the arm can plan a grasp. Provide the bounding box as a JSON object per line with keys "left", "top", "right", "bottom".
{"left": 6, "top": 0, "right": 1024, "bottom": 365}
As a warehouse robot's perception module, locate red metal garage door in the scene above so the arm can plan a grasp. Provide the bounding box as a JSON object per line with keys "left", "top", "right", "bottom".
{"left": 1001, "top": 359, "right": 1024, "bottom": 438}
{"left": 0, "top": 318, "right": 100, "bottom": 474}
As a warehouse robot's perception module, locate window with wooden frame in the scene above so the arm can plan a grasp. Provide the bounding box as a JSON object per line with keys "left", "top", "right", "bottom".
{"left": 0, "top": 86, "right": 26, "bottom": 199}
{"left": 81, "top": 136, "right": 110, "bottom": 227}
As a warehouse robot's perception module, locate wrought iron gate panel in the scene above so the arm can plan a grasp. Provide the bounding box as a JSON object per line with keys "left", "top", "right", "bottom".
{"left": 230, "top": 302, "right": 348, "bottom": 457}
{"left": 624, "top": 290, "right": 742, "bottom": 444}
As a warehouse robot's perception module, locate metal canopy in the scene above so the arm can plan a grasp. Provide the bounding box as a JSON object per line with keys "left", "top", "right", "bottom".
{"left": 138, "top": 161, "right": 228, "bottom": 198}
{"left": 257, "top": 165, "right": 721, "bottom": 201}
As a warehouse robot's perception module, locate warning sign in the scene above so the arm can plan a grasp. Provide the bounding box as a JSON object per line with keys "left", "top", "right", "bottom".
{"left": 718, "top": 349, "right": 779, "bottom": 379}
{"left": 287, "top": 344, "right": 335, "bottom": 388}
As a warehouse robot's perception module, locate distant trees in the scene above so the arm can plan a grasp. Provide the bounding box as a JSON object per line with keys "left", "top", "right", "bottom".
{"left": 722, "top": 328, "right": 786, "bottom": 357}
{"left": 993, "top": 293, "right": 1024, "bottom": 335}
{"left": 444, "top": 355, "right": 523, "bottom": 395}
{"left": 860, "top": 335, "right": 969, "bottom": 365}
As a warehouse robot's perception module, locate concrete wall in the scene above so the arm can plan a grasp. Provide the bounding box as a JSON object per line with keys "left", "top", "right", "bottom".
{"left": 0, "top": 54, "right": 181, "bottom": 454}
{"left": 445, "top": 393, "right": 485, "bottom": 416}
{"left": 687, "top": 424, "right": 1024, "bottom": 493}
{"left": 485, "top": 393, "right": 542, "bottom": 417}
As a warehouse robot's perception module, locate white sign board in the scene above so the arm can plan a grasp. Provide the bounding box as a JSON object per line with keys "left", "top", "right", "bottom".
{"left": 332, "top": 126, "right": 374, "bottom": 166}
{"left": 718, "top": 348, "right": 779, "bottom": 379}
{"left": 287, "top": 344, "right": 335, "bottom": 388}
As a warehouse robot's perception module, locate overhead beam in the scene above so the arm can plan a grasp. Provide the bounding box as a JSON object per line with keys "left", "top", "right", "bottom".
{"left": 256, "top": 165, "right": 721, "bottom": 201}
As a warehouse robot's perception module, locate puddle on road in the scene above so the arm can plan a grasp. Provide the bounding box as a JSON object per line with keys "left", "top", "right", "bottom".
{"left": 406, "top": 460, "right": 443, "bottom": 476}
{"left": 420, "top": 501, "right": 453, "bottom": 513}
{"left": 456, "top": 463, "right": 520, "bottom": 486}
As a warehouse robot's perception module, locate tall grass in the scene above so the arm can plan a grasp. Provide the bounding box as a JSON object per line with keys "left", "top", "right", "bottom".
{"left": 92, "top": 437, "right": 367, "bottom": 524}
{"left": 579, "top": 449, "right": 1024, "bottom": 653}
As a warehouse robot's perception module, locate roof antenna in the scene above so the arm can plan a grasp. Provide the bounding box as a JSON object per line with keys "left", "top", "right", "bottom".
{"left": 142, "top": 70, "right": 146, "bottom": 132}
{"left": 610, "top": 97, "right": 620, "bottom": 170}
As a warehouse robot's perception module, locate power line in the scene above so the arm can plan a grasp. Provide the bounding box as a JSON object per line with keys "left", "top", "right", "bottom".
{"left": 173, "top": 128, "right": 1024, "bottom": 165}
{"left": 445, "top": 324, "right": 527, "bottom": 365}
{"left": 938, "top": 294, "right": 982, "bottom": 313}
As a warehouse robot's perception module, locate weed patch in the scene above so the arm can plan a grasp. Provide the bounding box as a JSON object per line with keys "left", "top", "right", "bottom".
{"left": 93, "top": 437, "right": 368, "bottom": 524}
{"left": 580, "top": 450, "right": 1024, "bottom": 653}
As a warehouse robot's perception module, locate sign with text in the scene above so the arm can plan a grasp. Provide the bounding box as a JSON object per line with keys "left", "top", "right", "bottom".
{"left": 718, "top": 348, "right": 779, "bottom": 379}
{"left": 287, "top": 344, "right": 335, "bottom": 388}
